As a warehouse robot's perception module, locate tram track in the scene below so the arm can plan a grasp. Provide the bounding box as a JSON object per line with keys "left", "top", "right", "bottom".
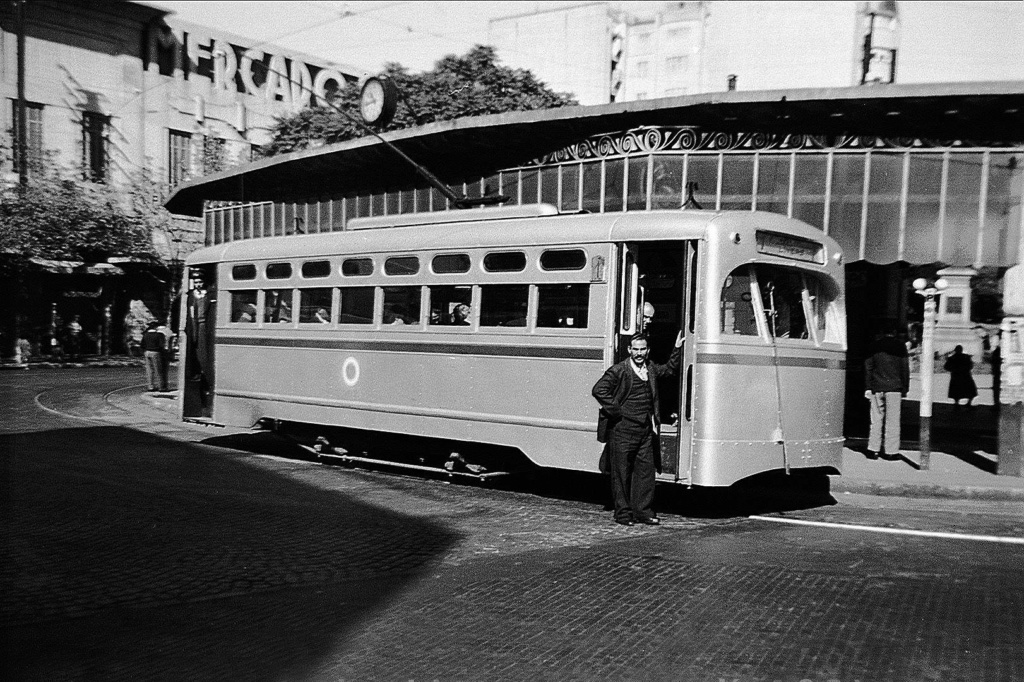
{"left": 32, "top": 381, "right": 149, "bottom": 425}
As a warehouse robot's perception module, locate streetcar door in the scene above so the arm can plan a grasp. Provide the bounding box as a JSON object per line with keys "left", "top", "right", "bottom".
{"left": 615, "top": 244, "right": 643, "bottom": 361}
{"left": 616, "top": 241, "right": 696, "bottom": 480}
{"left": 181, "top": 265, "right": 216, "bottom": 420}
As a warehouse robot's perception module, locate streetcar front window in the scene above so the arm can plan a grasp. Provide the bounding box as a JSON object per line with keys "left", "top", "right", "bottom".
{"left": 720, "top": 264, "right": 842, "bottom": 345}
{"left": 720, "top": 269, "right": 759, "bottom": 336}
{"left": 756, "top": 266, "right": 809, "bottom": 340}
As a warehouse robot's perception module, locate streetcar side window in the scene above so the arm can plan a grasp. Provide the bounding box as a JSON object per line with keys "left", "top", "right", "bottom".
{"left": 431, "top": 254, "right": 471, "bottom": 274}
{"left": 301, "top": 260, "right": 331, "bottom": 279}
{"left": 266, "top": 262, "right": 292, "bottom": 279}
{"left": 342, "top": 258, "right": 373, "bottom": 276}
{"left": 429, "top": 285, "right": 473, "bottom": 326}
{"left": 339, "top": 287, "right": 374, "bottom": 324}
{"left": 383, "top": 286, "right": 421, "bottom": 325}
{"left": 384, "top": 256, "right": 419, "bottom": 276}
{"left": 230, "top": 290, "right": 258, "bottom": 323}
{"left": 263, "top": 289, "right": 294, "bottom": 323}
{"left": 540, "top": 249, "right": 587, "bottom": 271}
{"left": 483, "top": 251, "right": 527, "bottom": 272}
{"left": 536, "top": 284, "right": 589, "bottom": 328}
{"left": 480, "top": 284, "right": 528, "bottom": 327}
{"left": 299, "top": 288, "right": 333, "bottom": 324}
{"left": 232, "top": 264, "right": 256, "bottom": 281}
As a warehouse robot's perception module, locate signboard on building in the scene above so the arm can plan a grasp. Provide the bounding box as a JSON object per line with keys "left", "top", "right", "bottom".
{"left": 146, "top": 22, "right": 352, "bottom": 113}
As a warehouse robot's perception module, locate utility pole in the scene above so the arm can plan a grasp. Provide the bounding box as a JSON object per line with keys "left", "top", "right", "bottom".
{"left": 15, "top": 0, "right": 28, "bottom": 186}
{"left": 913, "top": 277, "right": 948, "bottom": 470}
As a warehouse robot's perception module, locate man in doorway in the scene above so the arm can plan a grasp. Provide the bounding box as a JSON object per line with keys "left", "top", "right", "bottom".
{"left": 185, "top": 272, "right": 212, "bottom": 402}
{"left": 642, "top": 301, "right": 655, "bottom": 331}
{"left": 592, "top": 331, "right": 683, "bottom": 526}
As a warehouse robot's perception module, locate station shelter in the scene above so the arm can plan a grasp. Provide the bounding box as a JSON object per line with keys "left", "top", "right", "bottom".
{"left": 166, "top": 81, "right": 1024, "bottom": 433}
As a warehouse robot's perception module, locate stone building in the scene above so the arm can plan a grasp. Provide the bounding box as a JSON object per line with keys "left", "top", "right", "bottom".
{"left": 0, "top": 0, "right": 360, "bottom": 356}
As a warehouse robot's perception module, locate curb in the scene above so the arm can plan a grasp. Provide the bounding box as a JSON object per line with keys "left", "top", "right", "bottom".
{"left": 139, "top": 392, "right": 179, "bottom": 413}
{"left": 830, "top": 476, "right": 1024, "bottom": 501}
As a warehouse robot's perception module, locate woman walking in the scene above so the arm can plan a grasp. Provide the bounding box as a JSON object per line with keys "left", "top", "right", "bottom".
{"left": 944, "top": 345, "right": 978, "bottom": 407}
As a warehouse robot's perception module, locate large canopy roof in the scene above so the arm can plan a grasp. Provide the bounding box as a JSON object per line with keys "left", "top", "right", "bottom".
{"left": 166, "top": 81, "right": 1024, "bottom": 217}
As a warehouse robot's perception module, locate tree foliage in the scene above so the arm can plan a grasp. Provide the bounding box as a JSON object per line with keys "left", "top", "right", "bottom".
{"left": 0, "top": 156, "right": 160, "bottom": 264}
{"left": 262, "top": 45, "right": 577, "bottom": 156}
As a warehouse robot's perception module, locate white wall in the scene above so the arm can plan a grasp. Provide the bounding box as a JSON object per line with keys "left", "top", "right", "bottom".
{"left": 897, "top": 1, "right": 1024, "bottom": 83}
{"left": 489, "top": 3, "right": 612, "bottom": 105}
{"left": 700, "top": 1, "right": 861, "bottom": 93}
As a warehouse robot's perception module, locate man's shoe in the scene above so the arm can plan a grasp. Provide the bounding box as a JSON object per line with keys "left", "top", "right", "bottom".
{"left": 865, "top": 450, "right": 879, "bottom": 460}
{"left": 635, "top": 516, "right": 660, "bottom": 525}
{"left": 615, "top": 518, "right": 634, "bottom": 526}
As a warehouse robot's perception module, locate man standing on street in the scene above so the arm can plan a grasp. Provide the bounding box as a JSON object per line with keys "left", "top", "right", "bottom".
{"left": 864, "top": 326, "right": 910, "bottom": 460}
{"left": 141, "top": 321, "right": 168, "bottom": 392}
{"left": 592, "top": 331, "right": 683, "bottom": 526}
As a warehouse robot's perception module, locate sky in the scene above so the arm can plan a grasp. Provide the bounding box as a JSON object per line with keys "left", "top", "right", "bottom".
{"left": 149, "top": 1, "right": 1024, "bottom": 85}
{"left": 150, "top": 1, "right": 664, "bottom": 75}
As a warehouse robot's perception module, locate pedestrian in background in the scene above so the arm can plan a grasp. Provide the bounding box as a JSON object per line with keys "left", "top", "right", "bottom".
{"left": 142, "top": 321, "right": 168, "bottom": 392}
{"left": 65, "top": 315, "right": 83, "bottom": 360}
{"left": 592, "top": 330, "right": 683, "bottom": 526}
{"left": 944, "top": 345, "right": 978, "bottom": 408}
{"left": 864, "top": 326, "right": 909, "bottom": 460}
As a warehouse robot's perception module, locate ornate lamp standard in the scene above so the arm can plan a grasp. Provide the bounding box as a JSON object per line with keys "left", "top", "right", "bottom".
{"left": 913, "top": 276, "right": 948, "bottom": 470}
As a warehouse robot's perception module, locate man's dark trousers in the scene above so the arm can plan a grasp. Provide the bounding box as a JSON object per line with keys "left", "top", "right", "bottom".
{"left": 609, "top": 416, "right": 656, "bottom": 523}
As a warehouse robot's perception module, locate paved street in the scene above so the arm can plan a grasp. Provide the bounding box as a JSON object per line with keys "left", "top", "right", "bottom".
{"left": 2, "top": 367, "right": 1023, "bottom": 681}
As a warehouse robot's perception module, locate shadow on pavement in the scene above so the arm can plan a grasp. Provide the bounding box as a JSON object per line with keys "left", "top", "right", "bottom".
{"left": 847, "top": 398, "right": 999, "bottom": 473}
{"left": 192, "top": 430, "right": 838, "bottom": 521}
{"left": 1, "top": 425, "right": 461, "bottom": 682}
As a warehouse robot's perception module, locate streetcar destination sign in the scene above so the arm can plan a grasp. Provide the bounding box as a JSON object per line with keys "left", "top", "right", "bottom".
{"left": 756, "top": 231, "right": 825, "bottom": 264}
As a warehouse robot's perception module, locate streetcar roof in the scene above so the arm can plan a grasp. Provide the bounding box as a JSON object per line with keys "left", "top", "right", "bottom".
{"left": 185, "top": 207, "right": 834, "bottom": 265}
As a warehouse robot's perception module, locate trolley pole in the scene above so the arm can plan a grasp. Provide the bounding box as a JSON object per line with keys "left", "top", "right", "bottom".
{"left": 913, "top": 277, "right": 948, "bottom": 471}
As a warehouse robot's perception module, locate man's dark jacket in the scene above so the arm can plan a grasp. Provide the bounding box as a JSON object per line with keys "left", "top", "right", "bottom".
{"left": 864, "top": 336, "right": 910, "bottom": 395}
{"left": 592, "top": 346, "right": 681, "bottom": 473}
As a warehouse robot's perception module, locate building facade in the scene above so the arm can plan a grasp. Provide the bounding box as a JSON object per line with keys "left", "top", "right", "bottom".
{"left": 0, "top": 0, "right": 360, "bottom": 357}
{"left": 489, "top": 1, "right": 1024, "bottom": 104}
{"left": 1, "top": 0, "right": 358, "bottom": 190}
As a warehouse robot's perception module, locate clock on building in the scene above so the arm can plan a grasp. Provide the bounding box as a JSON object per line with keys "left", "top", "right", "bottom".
{"left": 359, "top": 76, "right": 399, "bottom": 127}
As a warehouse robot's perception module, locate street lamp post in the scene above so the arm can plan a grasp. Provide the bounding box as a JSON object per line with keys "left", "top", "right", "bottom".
{"left": 913, "top": 276, "right": 948, "bottom": 470}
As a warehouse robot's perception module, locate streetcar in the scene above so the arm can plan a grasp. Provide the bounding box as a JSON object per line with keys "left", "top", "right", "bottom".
{"left": 178, "top": 204, "right": 846, "bottom": 487}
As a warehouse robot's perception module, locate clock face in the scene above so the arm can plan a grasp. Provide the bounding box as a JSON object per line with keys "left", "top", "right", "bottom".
{"left": 360, "top": 79, "right": 386, "bottom": 124}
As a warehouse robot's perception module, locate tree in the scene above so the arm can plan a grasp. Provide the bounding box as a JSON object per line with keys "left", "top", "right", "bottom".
{"left": 0, "top": 159, "right": 157, "bottom": 264}
{"left": 262, "top": 45, "right": 577, "bottom": 156}
{"left": 0, "top": 147, "right": 184, "bottom": 356}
